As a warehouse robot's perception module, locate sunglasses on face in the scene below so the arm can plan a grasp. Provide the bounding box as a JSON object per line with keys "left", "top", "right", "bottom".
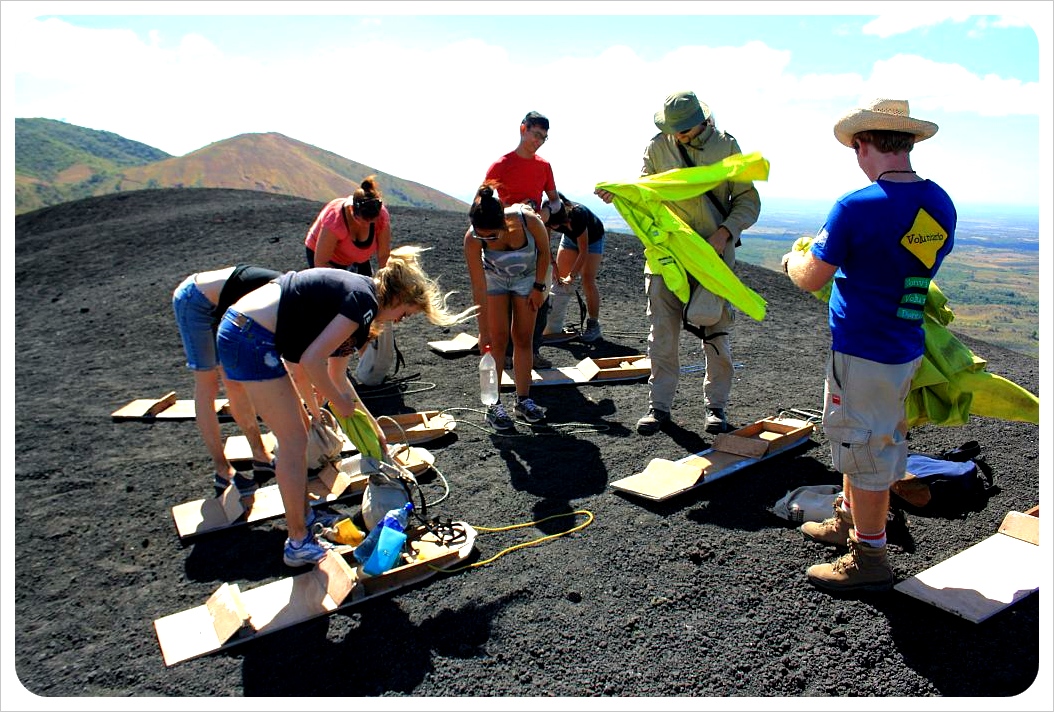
{"left": 527, "top": 129, "right": 548, "bottom": 143}
{"left": 470, "top": 226, "right": 499, "bottom": 241}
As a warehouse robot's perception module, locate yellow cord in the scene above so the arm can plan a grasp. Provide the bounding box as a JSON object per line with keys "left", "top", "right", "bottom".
{"left": 438, "top": 510, "right": 595, "bottom": 573}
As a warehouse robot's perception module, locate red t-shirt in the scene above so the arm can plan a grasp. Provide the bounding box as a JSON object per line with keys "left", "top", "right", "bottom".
{"left": 484, "top": 151, "right": 556, "bottom": 207}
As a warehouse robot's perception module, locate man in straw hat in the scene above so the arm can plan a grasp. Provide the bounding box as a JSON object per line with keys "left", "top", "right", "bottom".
{"left": 597, "top": 90, "right": 761, "bottom": 436}
{"left": 781, "top": 98, "right": 956, "bottom": 593}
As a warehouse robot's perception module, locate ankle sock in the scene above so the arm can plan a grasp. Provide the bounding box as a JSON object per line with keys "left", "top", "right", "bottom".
{"left": 855, "top": 528, "right": 886, "bottom": 549}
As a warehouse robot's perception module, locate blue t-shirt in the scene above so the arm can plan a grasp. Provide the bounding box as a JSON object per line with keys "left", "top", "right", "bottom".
{"left": 811, "top": 179, "right": 956, "bottom": 364}
{"left": 274, "top": 268, "right": 378, "bottom": 362}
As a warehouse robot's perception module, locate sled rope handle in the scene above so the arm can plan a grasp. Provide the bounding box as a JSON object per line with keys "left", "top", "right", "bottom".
{"left": 437, "top": 510, "right": 595, "bottom": 572}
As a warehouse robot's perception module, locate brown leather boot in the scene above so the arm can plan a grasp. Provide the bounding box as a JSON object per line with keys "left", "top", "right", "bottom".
{"left": 800, "top": 494, "right": 853, "bottom": 546}
{"left": 806, "top": 530, "right": 893, "bottom": 592}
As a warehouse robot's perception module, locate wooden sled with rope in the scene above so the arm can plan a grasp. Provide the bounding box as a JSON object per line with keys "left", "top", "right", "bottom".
{"left": 154, "top": 519, "right": 478, "bottom": 666}
{"left": 111, "top": 391, "right": 230, "bottom": 422}
{"left": 222, "top": 410, "right": 458, "bottom": 463}
{"left": 499, "top": 354, "right": 651, "bottom": 389}
{"left": 171, "top": 447, "right": 435, "bottom": 540}
{"left": 611, "top": 414, "right": 815, "bottom": 502}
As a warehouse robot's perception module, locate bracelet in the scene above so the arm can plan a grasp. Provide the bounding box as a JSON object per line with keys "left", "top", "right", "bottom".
{"left": 532, "top": 282, "right": 546, "bottom": 292}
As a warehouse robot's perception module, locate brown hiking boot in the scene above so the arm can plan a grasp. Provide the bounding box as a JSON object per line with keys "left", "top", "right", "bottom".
{"left": 800, "top": 494, "right": 853, "bottom": 546}
{"left": 806, "top": 530, "right": 893, "bottom": 593}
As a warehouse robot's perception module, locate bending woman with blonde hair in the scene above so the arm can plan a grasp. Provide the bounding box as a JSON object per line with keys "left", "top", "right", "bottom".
{"left": 217, "top": 246, "right": 476, "bottom": 567}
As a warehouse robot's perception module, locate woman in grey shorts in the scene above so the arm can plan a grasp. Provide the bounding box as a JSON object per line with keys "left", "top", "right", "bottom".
{"left": 463, "top": 183, "right": 550, "bottom": 431}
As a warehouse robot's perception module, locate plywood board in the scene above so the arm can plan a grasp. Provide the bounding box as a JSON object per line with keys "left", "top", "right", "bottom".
{"left": 894, "top": 510, "right": 1041, "bottom": 623}
{"left": 610, "top": 416, "right": 814, "bottom": 502}
{"left": 112, "top": 392, "right": 230, "bottom": 421}
{"left": 427, "top": 332, "right": 479, "bottom": 354}
{"left": 499, "top": 355, "right": 651, "bottom": 388}
{"left": 155, "top": 522, "right": 477, "bottom": 666}
{"left": 171, "top": 448, "right": 434, "bottom": 539}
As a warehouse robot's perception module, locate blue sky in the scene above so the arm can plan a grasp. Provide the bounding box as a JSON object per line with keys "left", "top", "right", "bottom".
{"left": 3, "top": 1, "right": 1050, "bottom": 216}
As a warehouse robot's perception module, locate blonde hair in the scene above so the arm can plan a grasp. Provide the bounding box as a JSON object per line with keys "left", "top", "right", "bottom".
{"left": 372, "top": 246, "right": 477, "bottom": 337}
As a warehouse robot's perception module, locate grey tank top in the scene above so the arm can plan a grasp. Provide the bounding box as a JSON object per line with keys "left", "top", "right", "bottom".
{"left": 482, "top": 206, "right": 535, "bottom": 278}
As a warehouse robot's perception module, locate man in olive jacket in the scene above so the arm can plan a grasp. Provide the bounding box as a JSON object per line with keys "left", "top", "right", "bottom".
{"left": 599, "top": 90, "right": 761, "bottom": 435}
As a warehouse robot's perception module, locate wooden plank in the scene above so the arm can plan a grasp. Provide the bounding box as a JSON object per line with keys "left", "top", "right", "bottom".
{"left": 610, "top": 416, "right": 814, "bottom": 502}
{"left": 997, "top": 509, "right": 1039, "bottom": 545}
{"left": 894, "top": 511, "right": 1041, "bottom": 623}
{"left": 111, "top": 394, "right": 230, "bottom": 421}
{"left": 427, "top": 332, "right": 479, "bottom": 354}
{"left": 155, "top": 522, "right": 477, "bottom": 666}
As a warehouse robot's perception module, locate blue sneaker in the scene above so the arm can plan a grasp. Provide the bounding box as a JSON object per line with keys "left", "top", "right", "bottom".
{"left": 306, "top": 507, "right": 342, "bottom": 532}
{"left": 486, "top": 403, "right": 515, "bottom": 431}
{"left": 213, "top": 471, "right": 259, "bottom": 497}
{"left": 514, "top": 398, "right": 546, "bottom": 424}
{"left": 282, "top": 533, "right": 331, "bottom": 567}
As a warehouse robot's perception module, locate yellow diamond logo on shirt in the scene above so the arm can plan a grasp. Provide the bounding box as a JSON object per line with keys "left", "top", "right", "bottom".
{"left": 901, "top": 208, "right": 948, "bottom": 268}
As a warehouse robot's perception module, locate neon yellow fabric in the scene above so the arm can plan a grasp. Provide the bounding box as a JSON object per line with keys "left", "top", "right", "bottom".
{"left": 595, "top": 152, "right": 770, "bottom": 321}
{"left": 792, "top": 235, "right": 1039, "bottom": 427}
{"left": 904, "top": 281, "right": 1039, "bottom": 428}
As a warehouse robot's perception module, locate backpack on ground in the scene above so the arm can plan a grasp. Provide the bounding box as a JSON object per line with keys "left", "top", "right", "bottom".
{"left": 889, "top": 440, "right": 996, "bottom": 517}
{"left": 354, "top": 327, "right": 404, "bottom": 386}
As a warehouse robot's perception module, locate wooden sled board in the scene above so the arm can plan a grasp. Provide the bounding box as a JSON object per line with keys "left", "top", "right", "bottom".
{"left": 171, "top": 447, "right": 435, "bottom": 539}
{"left": 154, "top": 521, "right": 478, "bottom": 666}
{"left": 499, "top": 355, "right": 651, "bottom": 388}
{"left": 427, "top": 332, "right": 479, "bottom": 354}
{"left": 894, "top": 509, "right": 1040, "bottom": 623}
{"left": 224, "top": 411, "right": 457, "bottom": 462}
{"left": 610, "top": 416, "right": 814, "bottom": 502}
{"left": 112, "top": 391, "right": 230, "bottom": 421}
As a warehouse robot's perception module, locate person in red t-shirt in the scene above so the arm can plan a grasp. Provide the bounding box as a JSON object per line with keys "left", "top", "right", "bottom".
{"left": 484, "top": 112, "right": 563, "bottom": 368}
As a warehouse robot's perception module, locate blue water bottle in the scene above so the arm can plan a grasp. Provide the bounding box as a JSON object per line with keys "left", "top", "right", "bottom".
{"left": 354, "top": 502, "right": 413, "bottom": 571}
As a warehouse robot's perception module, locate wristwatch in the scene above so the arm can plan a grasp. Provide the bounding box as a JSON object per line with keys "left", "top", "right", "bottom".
{"left": 532, "top": 282, "right": 546, "bottom": 293}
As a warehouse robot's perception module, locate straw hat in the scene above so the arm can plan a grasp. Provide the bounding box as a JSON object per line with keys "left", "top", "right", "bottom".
{"left": 833, "top": 98, "right": 938, "bottom": 147}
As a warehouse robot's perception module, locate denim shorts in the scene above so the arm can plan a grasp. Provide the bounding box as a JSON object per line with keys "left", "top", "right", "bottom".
{"left": 822, "top": 351, "right": 920, "bottom": 491}
{"left": 559, "top": 234, "right": 605, "bottom": 255}
{"left": 485, "top": 269, "right": 535, "bottom": 298}
{"left": 216, "top": 309, "right": 287, "bottom": 382}
{"left": 172, "top": 276, "right": 218, "bottom": 371}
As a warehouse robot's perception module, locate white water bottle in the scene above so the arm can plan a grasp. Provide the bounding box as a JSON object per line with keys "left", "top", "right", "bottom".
{"left": 479, "top": 345, "right": 499, "bottom": 405}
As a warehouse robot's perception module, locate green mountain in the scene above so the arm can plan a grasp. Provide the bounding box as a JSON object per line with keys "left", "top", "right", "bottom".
{"left": 14, "top": 118, "right": 468, "bottom": 215}
{"left": 16, "top": 117, "right": 172, "bottom": 213}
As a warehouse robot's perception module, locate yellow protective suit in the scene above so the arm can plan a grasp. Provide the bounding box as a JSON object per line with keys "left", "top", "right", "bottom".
{"left": 595, "top": 152, "right": 770, "bottom": 321}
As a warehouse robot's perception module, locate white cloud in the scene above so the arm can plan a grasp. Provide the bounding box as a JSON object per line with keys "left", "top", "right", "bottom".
{"left": 7, "top": 13, "right": 1043, "bottom": 209}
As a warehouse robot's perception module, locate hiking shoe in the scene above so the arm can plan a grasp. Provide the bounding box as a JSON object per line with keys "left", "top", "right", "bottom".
{"left": 282, "top": 533, "right": 331, "bottom": 567}
{"left": 251, "top": 458, "right": 277, "bottom": 479}
{"left": 580, "top": 319, "right": 602, "bottom": 343}
{"left": 704, "top": 407, "right": 732, "bottom": 434}
{"left": 532, "top": 352, "right": 553, "bottom": 369}
{"left": 636, "top": 408, "right": 670, "bottom": 435}
{"left": 514, "top": 398, "right": 546, "bottom": 424}
{"left": 806, "top": 530, "right": 893, "bottom": 593}
{"left": 486, "top": 403, "right": 515, "bottom": 431}
{"left": 542, "top": 326, "right": 579, "bottom": 344}
{"left": 801, "top": 494, "right": 853, "bottom": 547}
{"left": 213, "top": 471, "right": 259, "bottom": 497}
